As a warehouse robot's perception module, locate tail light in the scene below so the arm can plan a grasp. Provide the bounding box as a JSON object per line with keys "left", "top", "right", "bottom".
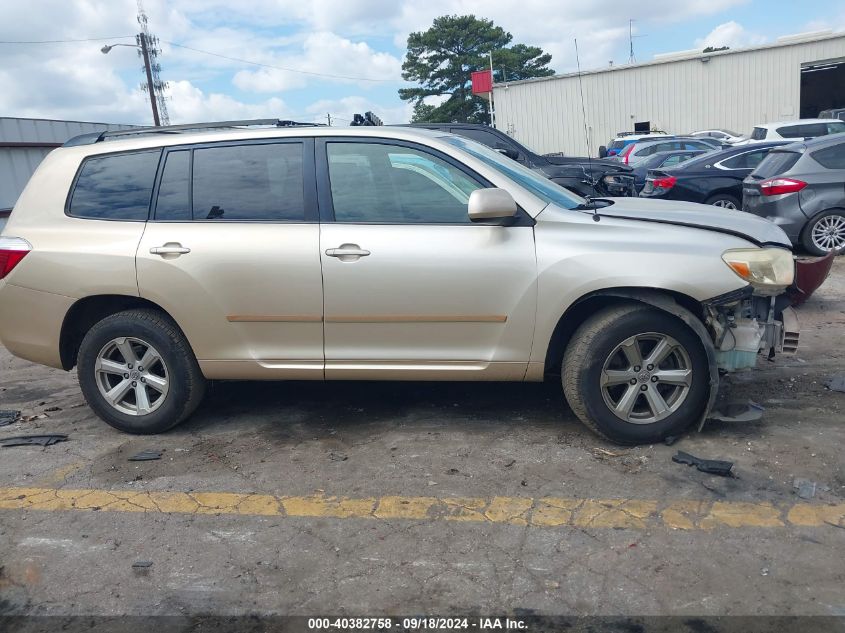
{"left": 759, "top": 178, "right": 807, "bottom": 196}
{"left": 652, "top": 175, "right": 677, "bottom": 190}
{"left": 0, "top": 237, "right": 31, "bottom": 280}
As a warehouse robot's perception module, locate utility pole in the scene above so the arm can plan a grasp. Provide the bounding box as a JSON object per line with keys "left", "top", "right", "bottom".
{"left": 139, "top": 34, "right": 160, "bottom": 126}
{"left": 629, "top": 19, "right": 636, "bottom": 64}
{"left": 327, "top": 113, "right": 332, "bottom": 126}
{"left": 489, "top": 51, "right": 496, "bottom": 128}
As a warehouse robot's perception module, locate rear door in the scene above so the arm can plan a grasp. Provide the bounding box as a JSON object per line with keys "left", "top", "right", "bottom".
{"left": 136, "top": 138, "right": 324, "bottom": 379}
{"left": 316, "top": 137, "right": 537, "bottom": 380}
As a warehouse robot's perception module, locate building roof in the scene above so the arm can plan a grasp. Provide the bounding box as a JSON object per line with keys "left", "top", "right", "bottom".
{"left": 494, "top": 30, "right": 845, "bottom": 88}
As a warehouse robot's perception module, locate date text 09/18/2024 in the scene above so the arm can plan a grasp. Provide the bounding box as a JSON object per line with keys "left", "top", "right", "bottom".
{"left": 307, "top": 617, "right": 528, "bottom": 630}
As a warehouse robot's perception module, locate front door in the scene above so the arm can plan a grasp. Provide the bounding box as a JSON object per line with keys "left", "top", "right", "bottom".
{"left": 136, "top": 138, "right": 324, "bottom": 379}
{"left": 317, "top": 138, "right": 537, "bottom": 380}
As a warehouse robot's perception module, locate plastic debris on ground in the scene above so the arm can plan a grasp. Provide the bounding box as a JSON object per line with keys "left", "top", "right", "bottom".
{"left": 708, "top": 400, "right": 765, "bottom": 423}
{"left": 672, "top": 450, "right": 734, "bottom": 477}
{"left": 825, "top": 375, "right": 845, "bottom": 393}
{"left": 128, "top": 450, "right": 163, "bottom": 462}
{"left": 0, "top": 434, "right": 69, "bottom": 447}
{"left": 0, "top": 410, "right": 21, "bottom": 427}
{"left": 793, "top": 478, "right": 818, "bottom": 500}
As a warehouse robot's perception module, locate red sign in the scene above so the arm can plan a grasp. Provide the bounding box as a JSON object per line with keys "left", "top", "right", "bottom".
{"left": 471, "top": 70, "right": 492, "bottom": 95}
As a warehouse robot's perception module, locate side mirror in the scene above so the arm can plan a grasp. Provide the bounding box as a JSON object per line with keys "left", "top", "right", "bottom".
{"left": 468, "top": 188, "right": 518, "bottom": 222}
{"left": 598, "top": 145, "right": 608, "bottom": 158}
{"left": 494, "top": 145, "right": 519, "bottom": 160}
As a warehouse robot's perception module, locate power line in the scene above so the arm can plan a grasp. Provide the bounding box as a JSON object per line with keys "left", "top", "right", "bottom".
{"left": 0, "top": 36, "right": 135, "bottom": 44}
{"left": 165, "top": 41, "right": 399, "bottom": 83}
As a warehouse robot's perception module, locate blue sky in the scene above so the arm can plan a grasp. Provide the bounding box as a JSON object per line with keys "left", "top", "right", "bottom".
{"left": 0, "top": 0, "right": 843, "bottom": 125}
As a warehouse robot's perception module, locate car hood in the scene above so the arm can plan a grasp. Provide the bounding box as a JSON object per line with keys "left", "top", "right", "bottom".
{"left": 589, "top": 197, "right": 791, "bottom": 247}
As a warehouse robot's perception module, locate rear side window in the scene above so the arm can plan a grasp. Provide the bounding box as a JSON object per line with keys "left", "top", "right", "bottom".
{"left": 68, "top": 150, "right": 160, "bottom": 220}
{"left": 751, "top": 127, "right": 767, "bottom": 140}
{"left": 720, "top": 149, "right": 770, "bottom": 170}
{"left": 811, "top": 142, "right": 845, "bottom": 169}
{"left": 191, "top": 143, "right": 305, "bottom": 221}
{"left": 751, "top": 151, "right": 802, "bottom": 178}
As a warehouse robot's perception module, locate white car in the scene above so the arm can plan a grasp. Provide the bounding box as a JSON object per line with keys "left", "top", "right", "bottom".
{"left": 689, "top": 129, "right": 743, "bottom": 144}
{"left": 736, "top": 119, "right": 845, "bottom": 145}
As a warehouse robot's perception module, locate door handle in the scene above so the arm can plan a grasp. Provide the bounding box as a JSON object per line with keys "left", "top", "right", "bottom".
{"left": 150, "top": 243, "right": 191, "bottom": 256}
{"left": 325, "top": 244, "right": 370, "bottom": 260}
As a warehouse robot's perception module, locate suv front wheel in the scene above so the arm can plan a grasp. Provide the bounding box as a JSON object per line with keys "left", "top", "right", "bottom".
{"left": 77, "top": 309, "right": 206, "bottom": 434}
{"left": 562, "top": 304, "right": 710, "bottom": 445}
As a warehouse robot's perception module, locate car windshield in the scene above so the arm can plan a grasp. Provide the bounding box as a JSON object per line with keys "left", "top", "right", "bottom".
{"left": 444, "top": 135, "right": 586, "bottom": 210}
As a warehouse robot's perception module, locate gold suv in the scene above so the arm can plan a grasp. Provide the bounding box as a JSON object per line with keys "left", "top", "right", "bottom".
{"left": 0, "top": 121, "right": 799, "bottom": 444}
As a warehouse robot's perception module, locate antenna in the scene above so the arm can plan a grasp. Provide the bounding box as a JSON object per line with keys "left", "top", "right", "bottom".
{"left": 574, "top": 38, "right": 599, "bottom": 204}
{"left": 629, "top": 19, "right": 636, "bottom": 64}
{"left": 137, "top": 0, "right": 170, "bottom": 125}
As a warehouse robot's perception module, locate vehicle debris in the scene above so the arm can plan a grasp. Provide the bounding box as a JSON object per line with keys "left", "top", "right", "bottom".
{"left": 0, "top": 410, "right": 21, "bottom": 427}
{"left": 329, "top": 452, "right": 348, "bottom": 462}
{"left": 672, "top": 450, "right": 734, "bottom": 477}
{"left": 825, "top": 375, "right": 845, "bottom": 393}
{"left": 44, "top": 406, "right": 62, "bottom": 412}
{"left": 131, "top": 560, "right": 153, "bottom": 568}
{"left": 128, "top": 450, "right": 163, "bottom": 462}
{"left": 794, "top": 478, "right": 817, "bottom": 500}
{"left": 0, "top": 434, "right": 69, "bottom": 447}
{"left": 663, "top": 435, "right": 679, "bottom": 446}
{"left": 708, "top": 401, "right": 765, "bottom": 423}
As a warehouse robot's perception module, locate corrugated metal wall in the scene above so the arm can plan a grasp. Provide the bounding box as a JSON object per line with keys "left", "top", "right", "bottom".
{"left": 493, "top": 34, "right": 845, "bottom": 156}
{"left": 0, "top": 117, "right": 135, "bottom": 211}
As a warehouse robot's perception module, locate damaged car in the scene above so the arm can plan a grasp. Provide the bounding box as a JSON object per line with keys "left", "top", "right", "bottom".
{"left": 0, "top": 123, "right": 799, "bottom": 444}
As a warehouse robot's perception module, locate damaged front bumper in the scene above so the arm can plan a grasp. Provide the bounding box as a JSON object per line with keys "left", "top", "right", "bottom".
{"left": 703, "top": 287, "right": 799, "bottom": 372}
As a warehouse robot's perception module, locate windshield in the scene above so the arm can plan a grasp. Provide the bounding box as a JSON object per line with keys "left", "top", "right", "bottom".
{"left": 444, "top": 135, "right": 586, "bottom": 210}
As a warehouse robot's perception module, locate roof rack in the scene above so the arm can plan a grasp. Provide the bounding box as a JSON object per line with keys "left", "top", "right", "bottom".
{"left": 63, "top": 118, "right": 326, "bottom": 147}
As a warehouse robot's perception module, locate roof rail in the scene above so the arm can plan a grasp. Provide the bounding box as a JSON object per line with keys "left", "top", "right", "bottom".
{"left": 63, "top": 118, "right": 326, "bottom": 147}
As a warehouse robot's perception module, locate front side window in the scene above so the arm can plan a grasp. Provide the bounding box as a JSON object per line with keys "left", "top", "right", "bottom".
{"left": 192, "top": 143, "right": 305, "bottom": 221}
{"left": 68, "top": 150, "right": 160, "bottom": 220}
{"left": 327, "top": 142, "right": 483, "bottom": 223}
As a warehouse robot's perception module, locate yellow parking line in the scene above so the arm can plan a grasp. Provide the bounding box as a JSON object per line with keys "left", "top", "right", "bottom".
{"left": 0, "top": 486, "right": 842, "bottom": 530}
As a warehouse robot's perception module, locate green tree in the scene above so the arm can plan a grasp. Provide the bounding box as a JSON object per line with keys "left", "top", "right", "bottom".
{"left": 400, "top": 15, "right": 553, "bottom": 123}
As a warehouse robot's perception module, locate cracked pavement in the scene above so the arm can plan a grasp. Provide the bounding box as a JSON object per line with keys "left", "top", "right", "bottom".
{"left": 0, "top": 260, "right": 844, "bottom": 617}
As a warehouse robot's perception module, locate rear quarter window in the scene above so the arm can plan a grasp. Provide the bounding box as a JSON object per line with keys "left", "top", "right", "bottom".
{"left": 751, "top": 127, "right": 767, "bottom": 140}
{"left": 811, "top": 142, "right": 845, "bottom": 169}
{"left": 68, "top": 150, "right": 161, "bottom": 220}
{"left": 750, "top": 151, "right": 802, "bottom": 178}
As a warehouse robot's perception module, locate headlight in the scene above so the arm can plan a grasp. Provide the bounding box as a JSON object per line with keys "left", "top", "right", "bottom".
{"left": 721, "top": 248, "right": 794, "bottom": 294}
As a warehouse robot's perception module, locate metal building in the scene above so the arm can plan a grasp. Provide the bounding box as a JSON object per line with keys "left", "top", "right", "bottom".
{"left": 492, "top": 31, "right": 845, "bottom": 156}
{"left": 0, "top": 117, "right": 134, "bottom": 217}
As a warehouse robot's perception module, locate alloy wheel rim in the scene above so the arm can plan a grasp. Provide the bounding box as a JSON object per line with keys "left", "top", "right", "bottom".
{"left": 600, "top": 332, "right": 693, "bottom": 425}
{"left": 94, "top": 337, "right": 169, "bottom": 416}
{"left": 811, "top": 215, "right": 845, "bottom": 252}
{"left": 712, "top": 199, "right": 737, "bottom": 209}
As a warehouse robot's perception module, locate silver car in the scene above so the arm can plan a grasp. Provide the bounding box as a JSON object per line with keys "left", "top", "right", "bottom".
{"left": 743, "top": 134, "right": 845, "bottom": 255}
{"left": 0, "top": 122, "right": 798, "bottom": 444}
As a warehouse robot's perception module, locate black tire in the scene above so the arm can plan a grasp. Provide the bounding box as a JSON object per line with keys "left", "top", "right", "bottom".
{"left": 705, "top": 193, "right": 740, "bottom": 210}
{"left": 77, "top": 309, "right": 206, "bottom": 434}
{"left": 800, "top": 209, "right": 845, "bottom": 256}
{"left": 562, "top": 304, "right": 711, "bottom": 445}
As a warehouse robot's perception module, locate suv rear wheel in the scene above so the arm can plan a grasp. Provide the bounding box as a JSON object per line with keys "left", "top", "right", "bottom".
{"left": 562, "top": 304, "right": 710, "bottom": 445}
{"left": 77, "top": 309, "right": 206, "bottom": 434}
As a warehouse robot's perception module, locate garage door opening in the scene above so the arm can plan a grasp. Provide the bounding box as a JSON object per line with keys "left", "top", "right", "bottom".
{"left": 801, "top": 59, "right": 845, "bottom": 118}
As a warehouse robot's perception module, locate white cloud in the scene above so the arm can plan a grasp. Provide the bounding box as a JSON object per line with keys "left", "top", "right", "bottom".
{"left": 231, "top": 31, "right": 402, "bottom": 93}
{"left": 695, "top": 21, "right": 767, "bottom": 50}
{"left": 167, "top": 81, "right": 291, "bottom": 123}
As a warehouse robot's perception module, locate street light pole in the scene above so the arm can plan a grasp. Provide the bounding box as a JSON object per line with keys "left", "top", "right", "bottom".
{"left": 138, "top": 34, "right": 160, "bottom": 126}
{"left": 101, "top": 34, "right": 160, "bottom": 126}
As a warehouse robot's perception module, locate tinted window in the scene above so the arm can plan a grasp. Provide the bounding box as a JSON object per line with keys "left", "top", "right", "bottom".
{"left": 455, "top": 128, "right": 508, "bottom": 149}
{"left": 721, "top": 149, "right": 770, "bottom": 170}
{"left": 751, "top": 127, "right": 767, "bottom": 140}
{"left": 751, "top": 151, "right": 802, "bottom": 178}
{"left": 327, "top": 142, "right": 483, "bottom": 223}
{"left": 811, "top": 142, "right": 845, "bottom": 169}
{"left": 192, "top": 143, "right": 305, "bottom": 221}
{"left": 683, "top": 141, "right": 711, "bottom": 150}
{"left": 660, "top": 153, "right": 696, "bottom": 167}
{"left": 69, "top": 150, "right": 160, "bottom": 220}
{"left": 826, "top": 121, "right": 845, "bottom": 134}
{"left": 154, "top": 150, "right": 190, "bottom": 221}
{"left": 777, "top": 124, "right": 822, "bottom": 138}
